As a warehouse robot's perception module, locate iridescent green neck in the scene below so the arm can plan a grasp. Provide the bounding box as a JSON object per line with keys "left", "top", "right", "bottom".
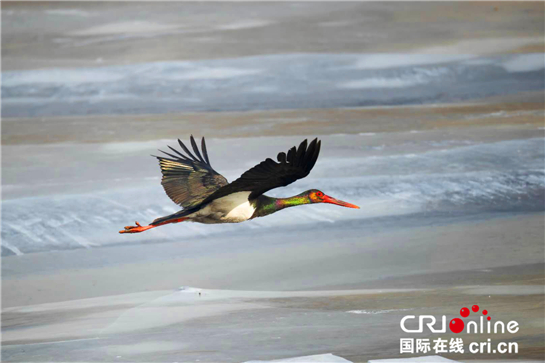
{"left": 251, "top": 193, "right": 311, "bottom": 219}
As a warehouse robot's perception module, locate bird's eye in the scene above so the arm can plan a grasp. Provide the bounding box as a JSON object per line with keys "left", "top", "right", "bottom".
{"left": 316, "top": 192, "right": 323, "bottom": 197}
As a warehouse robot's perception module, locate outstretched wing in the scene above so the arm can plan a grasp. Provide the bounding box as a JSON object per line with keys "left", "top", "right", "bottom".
{"left": 154, "top": 136, "right": 228, "bottom": 209}
{"left": 203, "top": 138, "right": 321, "bottom": 203}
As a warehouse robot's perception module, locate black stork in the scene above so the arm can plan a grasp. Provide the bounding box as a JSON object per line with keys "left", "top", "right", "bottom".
{"left": 120, "top": 136, "right": 359, "bottom": 234}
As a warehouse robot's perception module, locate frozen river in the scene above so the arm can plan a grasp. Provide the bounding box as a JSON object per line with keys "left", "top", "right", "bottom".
{"left": 2, "top": 53, "right": 544, "bottom": 117}
{"left": 2, "top": 1, "right": 544, "bottom": 362}
{"left": 2, "top": 131, "right": 544, "bottom": 256}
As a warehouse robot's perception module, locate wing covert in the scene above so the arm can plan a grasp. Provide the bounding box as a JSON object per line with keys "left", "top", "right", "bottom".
{"left": 202, "top": 138, "right": 321, "bottom": 203}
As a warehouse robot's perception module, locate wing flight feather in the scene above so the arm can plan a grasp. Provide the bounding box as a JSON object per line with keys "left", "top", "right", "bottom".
{"left": 154, "top": 136, "right": 228, "bottom": 209}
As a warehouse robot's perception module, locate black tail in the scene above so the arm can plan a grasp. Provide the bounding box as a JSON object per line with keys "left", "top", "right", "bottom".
{"left": 150, "top": 207, "right": 198, "bottom": 226}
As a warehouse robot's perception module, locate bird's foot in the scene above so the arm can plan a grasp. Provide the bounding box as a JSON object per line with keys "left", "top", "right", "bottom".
{"left": 119, "top": 221, "right": 154, "bottom": 234}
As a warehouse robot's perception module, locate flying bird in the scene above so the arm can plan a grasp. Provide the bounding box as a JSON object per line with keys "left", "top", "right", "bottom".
{"left": 120, "top": 136, "right": 359, "bottom": 234}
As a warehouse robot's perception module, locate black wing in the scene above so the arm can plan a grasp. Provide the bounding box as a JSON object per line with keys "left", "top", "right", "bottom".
{"left": 154, "top": 136, "right": 228, "bottom": 209}
{"left": 202, "top": 138, "right": 321, "bottom": 203}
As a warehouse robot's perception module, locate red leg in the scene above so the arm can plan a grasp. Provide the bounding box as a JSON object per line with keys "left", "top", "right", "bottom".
{"left": 119, "top": 221, "right": 154, "bottom": 234}
{"left": 119, "top": 218, "right": 187, "bottom": 234}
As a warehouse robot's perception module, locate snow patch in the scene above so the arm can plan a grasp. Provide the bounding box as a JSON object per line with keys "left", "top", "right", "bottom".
{"left": 168, "top": 67, "right": 262, "bottom": 80}
{"left": 350, "top": 54, "right": 472, "bottom": 70}
{"left": 347, "top": 309, "right": 412, "bottom": 315}
{"left": 2, "top": 242, "right": 24, "bottom": 256}
{"left": 340, "top": 67, "right": 450, "bottom": 89}
{"left": 339, "top": 77, "right": 425, "bottom": 89}
{"left": 218, "top": 20, "right": 273, "bottom": 30}
{"left": 2, "top": 69, "right": 125, "bottom": 86}
{"left": 501, "top": 53, "right": 545, "bottom": 73}
{"left": 369, "top": 356, "right": 460, "bottom": 362}
{"left": 45, "top": 9, "right": 93, "bottom": 17}
{"left": 244, "top": 353, "right": 353, "bottom": 363}
{"left": 69, "top": 21, "right": 184, "bottom": 36}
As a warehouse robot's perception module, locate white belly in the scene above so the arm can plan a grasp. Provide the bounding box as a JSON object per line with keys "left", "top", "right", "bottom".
{"left": 190, "top": 192, "right": 256, "bottom": 223}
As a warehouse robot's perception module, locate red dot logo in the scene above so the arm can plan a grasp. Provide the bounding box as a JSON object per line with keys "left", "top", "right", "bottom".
{"left": 472, "top": 305, "right": 479, "bottom": 312}
{"left": 449, "top": 318, "right": 465, "bottom": 334}
{"left": 487, "top": 316, "right": 491, "bottom": 321}
{"left": 460, "top": 307, "right": 470, "bottom": 317}
{"left": 483, "top": 309, "right": 488, "bottom": 315}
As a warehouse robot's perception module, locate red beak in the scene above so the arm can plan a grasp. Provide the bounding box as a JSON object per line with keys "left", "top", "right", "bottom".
{"left": 322, "top": 195, "right": 360, "bottom": 209}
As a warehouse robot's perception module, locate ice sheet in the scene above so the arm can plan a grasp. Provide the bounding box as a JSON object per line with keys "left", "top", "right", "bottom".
{"left": 2, "top": 53, "right": 544, "bottom": 117}
{"left": 369, "top": 357, "right": 460, "bottom": 363}
{"left": 244, "top": 353, "right": 353, "bottom": 362}
{"left": 2, "top": 134, "right": 543, "bottom": 256}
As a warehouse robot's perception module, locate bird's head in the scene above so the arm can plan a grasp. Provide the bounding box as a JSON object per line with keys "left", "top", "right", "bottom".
{"left": 306, "top": 189, "right": 360, "bottom": 209}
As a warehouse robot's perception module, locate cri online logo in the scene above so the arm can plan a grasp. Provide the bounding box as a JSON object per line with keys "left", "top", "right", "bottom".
{"left": 401, "top": 305, "right": 519, "bottom": 334}
{"left": 451, "top": 304, "right": 488, "bottom": 333}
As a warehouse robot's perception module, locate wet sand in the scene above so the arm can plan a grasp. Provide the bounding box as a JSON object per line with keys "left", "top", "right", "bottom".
{"left": 2, "top": 92, "right": 544, "bottom": 145}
